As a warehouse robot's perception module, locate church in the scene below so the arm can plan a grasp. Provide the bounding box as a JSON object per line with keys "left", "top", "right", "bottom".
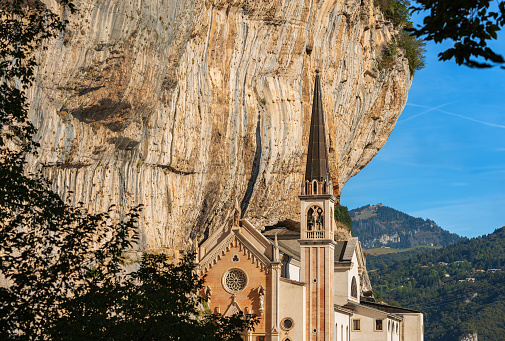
{"left": 196, "top": 70, "right": 424, "bottom": 341}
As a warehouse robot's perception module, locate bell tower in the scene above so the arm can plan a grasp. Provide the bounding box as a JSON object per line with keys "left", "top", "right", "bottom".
{"left": 299, "top": 69, "right": 336, "bottom": 341}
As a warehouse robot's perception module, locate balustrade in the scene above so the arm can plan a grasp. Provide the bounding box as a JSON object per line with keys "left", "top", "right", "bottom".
{"left": 304, "top": 230, "right": 333, "bottom": 240}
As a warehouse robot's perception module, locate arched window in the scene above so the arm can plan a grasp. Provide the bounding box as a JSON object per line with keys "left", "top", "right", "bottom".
{"left": 312, "top": 180, "right": 318, "bottom": 194}
{"left": 351, "top": 276, "right": 357, "bottom": 298}
{"left": 307, "top": 205, "right": 324, "bottom": 231}
{"left": 307, "top": 207, "right": 315, "bottom": 230}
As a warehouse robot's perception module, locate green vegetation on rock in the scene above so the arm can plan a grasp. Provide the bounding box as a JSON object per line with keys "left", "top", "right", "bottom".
{"left": 334, "top": 204, "right": 353, "bottom": 234}
{"left": 374, "top": 0, "right": 426, "bottom": 74}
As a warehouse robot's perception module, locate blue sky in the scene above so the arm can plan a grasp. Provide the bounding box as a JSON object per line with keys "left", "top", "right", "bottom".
{"left": 341, "top": 18, "right": 505, "bottom": 238}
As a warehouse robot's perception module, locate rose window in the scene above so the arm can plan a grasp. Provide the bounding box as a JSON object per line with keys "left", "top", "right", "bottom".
{"left": 223, "top": 268, "right": 248, "bottom": 294}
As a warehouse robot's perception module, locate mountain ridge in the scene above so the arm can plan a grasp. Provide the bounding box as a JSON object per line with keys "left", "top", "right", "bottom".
{"left": 350, "top": 204, "right": 464, "bottom": 249}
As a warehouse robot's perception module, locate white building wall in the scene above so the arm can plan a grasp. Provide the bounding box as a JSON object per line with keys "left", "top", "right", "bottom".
{"left": 348, "top": 306, "right": 404, "bottom": 341}
{"left": 278, "top": 279, "right": 305, "bottom": 341}
{"left": 334, "top": 253, "right": 361, "bottom": 306}
{"left": 385, "top": 319, "right": 400, "bottom": 341}
{"left": 287, "top": 263, "right": 300, "bottom": 281}
{"left": 348, "top": 253, "right": 360, "bottom": 303}
{"left": 334, "top": 270, "right": 350, "bottom": 306}
{"left": 334, "top": 312, "right": 350, "bottom": 341}
{"left": 400, "top": 313, "right": 424, "bottom": 341}
{"left": 350, "top": 313, "right": 387, "bottom": 341}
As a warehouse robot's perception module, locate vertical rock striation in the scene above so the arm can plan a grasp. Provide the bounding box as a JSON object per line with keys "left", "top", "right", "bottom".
{"left": 28, "top": 0, "right": 412, "bottom": 252}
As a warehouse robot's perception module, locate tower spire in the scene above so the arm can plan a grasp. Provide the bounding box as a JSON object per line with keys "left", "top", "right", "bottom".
{"left": 305, "top": 69, "right": 330, "bottom": 183}
{"left": 298, "top": 69, "right": 336, "bottom": 340}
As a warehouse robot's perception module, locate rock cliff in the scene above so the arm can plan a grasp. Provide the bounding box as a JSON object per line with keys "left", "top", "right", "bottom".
{"left": 27, "top": 0, "right": 412, "bottom": 252}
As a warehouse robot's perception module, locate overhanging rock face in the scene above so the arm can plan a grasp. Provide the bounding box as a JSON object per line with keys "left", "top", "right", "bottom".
{"left": 27, "top": 0, "right": 411, "bottom": 252}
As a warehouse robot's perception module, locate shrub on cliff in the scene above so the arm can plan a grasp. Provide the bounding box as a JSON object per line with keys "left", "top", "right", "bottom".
{"left": 335, "top": 204, "right": 353, "bottom": 234}
{"left": 375, "top": 0, "right": 411, "bottom": 27}
{"left": 374, "top": 0, "right": 426, "bottom": 75}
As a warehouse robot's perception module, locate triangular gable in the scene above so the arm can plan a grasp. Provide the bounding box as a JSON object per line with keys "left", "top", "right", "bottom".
{"left": 199, "top": 215, "right": 232, "bottom": 259}
{"left": 354, "top": 239, "right": 366, "bottom": 270}
{"left": 199, "top": 222, "right": 273, "bottom": 274}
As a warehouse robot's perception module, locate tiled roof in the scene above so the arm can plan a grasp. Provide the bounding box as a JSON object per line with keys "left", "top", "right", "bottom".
{"left": 360, "top": 301, "right": 424, "bottom": 314}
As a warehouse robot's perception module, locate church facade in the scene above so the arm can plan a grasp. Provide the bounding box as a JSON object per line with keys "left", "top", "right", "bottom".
{"left": 196, "top": 70, "right": 423, "bottom": 341}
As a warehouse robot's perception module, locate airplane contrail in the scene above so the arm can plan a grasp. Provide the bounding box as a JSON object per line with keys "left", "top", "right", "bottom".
{"left": 404, "top": 103, "right": 505, "bottom": 129}
{"left": 400, "top": 103, "right": 452, "bottom": 123}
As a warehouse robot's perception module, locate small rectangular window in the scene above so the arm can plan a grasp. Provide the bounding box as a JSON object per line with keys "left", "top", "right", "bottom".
{"left": 352, "top": 319, "right": 361, "bottom": 331}
{"left": 375, "top": 319, "right": 383, "bottom": 331}
{"left": 257, "top": 337, "right": 265, "bottom": 341}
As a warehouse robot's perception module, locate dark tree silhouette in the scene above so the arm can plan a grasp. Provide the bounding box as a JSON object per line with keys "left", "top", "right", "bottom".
{"left": 409, "top": 0, "right": 505, "bottom": 68}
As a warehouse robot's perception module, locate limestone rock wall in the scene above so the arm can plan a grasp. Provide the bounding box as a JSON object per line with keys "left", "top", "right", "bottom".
{"left": 28, "top": 0, "right": 412, "bottom": 252}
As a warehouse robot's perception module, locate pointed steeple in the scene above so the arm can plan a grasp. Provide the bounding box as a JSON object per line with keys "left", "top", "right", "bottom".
{"left": 305, "top": 69, "right": 330, "bottom": 183}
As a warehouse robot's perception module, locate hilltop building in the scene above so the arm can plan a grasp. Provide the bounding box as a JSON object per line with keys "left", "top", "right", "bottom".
{"left": 196, "top": 70, "right": 423, "bottom": 341}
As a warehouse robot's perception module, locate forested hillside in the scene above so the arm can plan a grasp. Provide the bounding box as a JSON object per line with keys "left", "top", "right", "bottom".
{"left": 350, "top": 204, "right": 464, "bottom": 248}
{"left": 371, "top": 227, "right": 505, "bottom": 341}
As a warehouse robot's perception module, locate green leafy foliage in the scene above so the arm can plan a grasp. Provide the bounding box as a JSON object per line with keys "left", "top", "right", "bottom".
{"left": 375, "top": 0, "right": 411, "bottom": 26}
{"left": 350, "top": 204, "right": 464, "bottom": 249}
{"left": 409, "top": 0, "right": 505, "bottom": 68}
{"left": 371, "top": 227, "right": 505, "bottom": 340}
{"left": 0, "top": 202, "right": 141, "bottom": 339}
{"left": 0, "top": 0, "right": 75, "bottom": 149}
{"left": 378, "top": 40, "right": 400, "bottom": 70}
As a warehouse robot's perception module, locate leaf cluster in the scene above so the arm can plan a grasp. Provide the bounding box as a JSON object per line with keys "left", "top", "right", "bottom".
{"left": 375, "top": 0, "right": 412, "bottom": 27}
{"left": 409, "top": 0, "right": 505, "bottom": 68}
{"left": 0, "top": 0, "right": 75, "bottom": 148}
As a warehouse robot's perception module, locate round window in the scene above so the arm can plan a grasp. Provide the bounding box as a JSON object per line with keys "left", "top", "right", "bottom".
{"left": 222, "top": 268, "right": 248, "bottom": 294}
{"left": 281, "top": 317, "right": 294, "bottom": 330}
